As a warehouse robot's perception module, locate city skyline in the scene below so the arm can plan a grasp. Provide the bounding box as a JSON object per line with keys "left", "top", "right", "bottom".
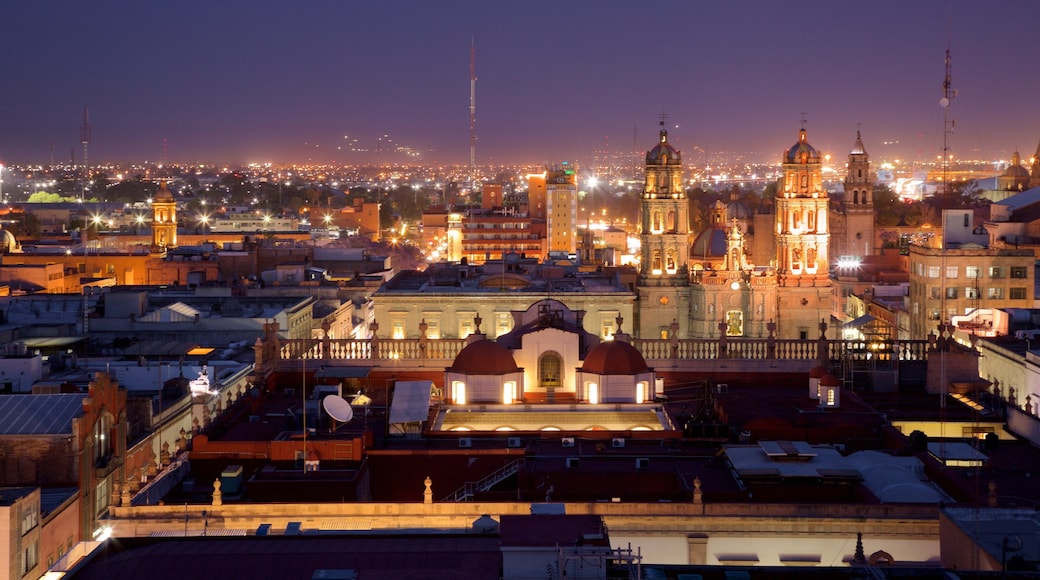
{"left": 3, "top": 1, "right": 1040, "bottom": 167}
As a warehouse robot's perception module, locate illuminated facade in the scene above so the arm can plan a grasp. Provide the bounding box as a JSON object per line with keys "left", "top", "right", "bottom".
{"left": 636, "top": 128, "right": 692, "bottom": 339}
{"left": 150, "top": 180, "right": 177, "bottom": 251}
{"left": 773, "top": 128, "right": 834, "bottom": 339}
{"left": 545, "top": 165, "right": 578, "bottom": 257}
{"left": 907, "top": 210, "right": 1035, "bottom": 340}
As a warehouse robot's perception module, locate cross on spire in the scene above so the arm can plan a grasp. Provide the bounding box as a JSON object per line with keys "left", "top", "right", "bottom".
{"left": 658, "top": 112, "right": 669, "bottom": 128}
{"left": 799, "top": 112, "right": 808, "bottom": 130}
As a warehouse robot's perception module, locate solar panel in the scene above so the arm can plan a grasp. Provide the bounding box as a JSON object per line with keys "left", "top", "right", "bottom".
{"left": 0, "top": 394, "right": 84, "bottom": 435}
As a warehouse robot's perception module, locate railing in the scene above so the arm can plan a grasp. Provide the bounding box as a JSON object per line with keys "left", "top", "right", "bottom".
{"left": 442, "top": 458, "right": 525, "bottom": 502}
{"left": 277, "top": 337, "right": 930, "bottom": 363}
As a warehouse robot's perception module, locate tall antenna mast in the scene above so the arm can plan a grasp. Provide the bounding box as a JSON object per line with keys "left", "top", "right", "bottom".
{"left": 940, "top": 46, "right": 955, "bottom": 196}
{"left": 80, "top": 106, "right": 91, "bottom": 202}
{"left": 469, "top": 38, "right": 477, "bottom": 193}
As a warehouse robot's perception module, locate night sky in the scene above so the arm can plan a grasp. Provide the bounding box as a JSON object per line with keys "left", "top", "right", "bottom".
{"left": 3, "top": 1, "right": 1039, "bottom": 167}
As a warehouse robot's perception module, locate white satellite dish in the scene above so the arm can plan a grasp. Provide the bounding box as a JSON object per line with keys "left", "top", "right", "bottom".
{"left": 322, "top": 394, "right": 354, "bottom": 423}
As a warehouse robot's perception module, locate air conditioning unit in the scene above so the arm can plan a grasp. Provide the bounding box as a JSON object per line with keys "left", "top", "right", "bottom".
{"left": 561, "top": 437, "right": 575, "bottom": 447}
{"left": 635, "top": 458, "right": 649, "bottom": 470}
{"left": 458, "top": 438, "right": 472, "bottom": 448}
{"left": 715, "top": 383, "right": 729, "bottom": 394}
{"left": 566, "top": 457, "right": 579, "bottom": 469}
{"left": 611, "top": 437, "right": 625, "bottom": 448}
{"left": 507, "top": 437, "right": 522, "bottom": 448}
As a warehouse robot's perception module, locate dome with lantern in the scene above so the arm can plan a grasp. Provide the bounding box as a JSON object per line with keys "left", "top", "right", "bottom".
{"left": 784, "top": 128, "right": 820, "bottom": 165}
{"left": 646, "top": 129, "right": 681, "bottom": 166}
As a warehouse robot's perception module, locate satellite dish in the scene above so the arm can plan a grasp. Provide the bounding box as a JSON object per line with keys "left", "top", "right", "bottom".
{"left": 322, "top": 394, "right": 354, "bottom": 423}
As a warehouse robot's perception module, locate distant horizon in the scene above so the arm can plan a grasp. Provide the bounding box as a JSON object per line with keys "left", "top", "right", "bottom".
{"left": 3, "top": 2, "right": 1039, "bottom": 167}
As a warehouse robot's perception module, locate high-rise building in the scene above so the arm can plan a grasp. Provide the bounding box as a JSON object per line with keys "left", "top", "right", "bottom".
{"left": 481, "top": 184, "right": 502, "bottom": 209}
{"left": 545, "top": 164, "right": 577, "bottom": 257}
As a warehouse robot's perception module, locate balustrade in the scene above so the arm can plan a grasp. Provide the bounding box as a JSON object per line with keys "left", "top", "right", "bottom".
{"left": 277, "top": 337, "right": 927, "bottom": 363}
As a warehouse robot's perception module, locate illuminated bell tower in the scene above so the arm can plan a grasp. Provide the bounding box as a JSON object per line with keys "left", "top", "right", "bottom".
{"left": 777, "top": 128, "right": 828, "bottom": 286}
{"left": 775, "top": 127, "right": 831, "bottom": 340}
{"left": 637, "top": 123, "right": 691, "bottom": 339}
{"left": 151, "top": 180, "right": 177, "bottom": 251}
{"left": 639, "top": 126, "right": 690, "bottom": 282}
{"left": 842, "top": 130, "right": 874, "bottom": 257}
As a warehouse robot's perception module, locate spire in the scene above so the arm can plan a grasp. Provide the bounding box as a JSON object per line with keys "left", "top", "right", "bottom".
{"left": 851, "top": 130, "right": 867, "bottom": 155}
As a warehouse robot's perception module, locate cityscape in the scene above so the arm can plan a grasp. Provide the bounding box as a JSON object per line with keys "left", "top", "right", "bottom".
{"left": 3, "top": 2, "right": 1040, "bottom": 579}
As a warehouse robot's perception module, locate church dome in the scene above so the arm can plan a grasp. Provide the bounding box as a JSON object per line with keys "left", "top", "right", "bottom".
{"left": 820, "top": 374, "right": 840, "bottom": 387}
{"left": 448, "top": 339, "right": 518, "bottom": 375}
{"left": 690, "top": 227, "right": 727, "bottom": 260}
{"left": 582, "top": 340, "right": 649, "bottom": 375}
{"left": 0, "top": 228, "right": 18, "bottom": 254}
{"left": 646, "top": 130, "right": 681, "bottom": 165}
{"left": 999, "top": 151, "right": 1031, "bottom": 190}
{"left": 783, "top": 128, "right": 820, "bottom": 164}
{"left": 727, "top": 199, "right": 753, "bottom": 221}
{"left": 154, "top": 180, "right": 175, "bottom": 202}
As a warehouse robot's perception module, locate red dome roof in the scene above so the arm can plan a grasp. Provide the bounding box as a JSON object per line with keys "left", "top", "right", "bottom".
{"left": 448, "top": 339, "right": 518, "bottom": 375}
{"left": 809, "top": 365, "right": 828, "bottom": 378}
{"left": 582, "top": 340, "right": 649, "bottom": 375}
{"left": 820, "top": 374, "right": 840, "bottom": 387}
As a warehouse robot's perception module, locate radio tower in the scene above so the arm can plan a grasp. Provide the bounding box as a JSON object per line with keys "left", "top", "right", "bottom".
{"left": 80, "top": 106, "right": 91, "bottom": 202}
{"left": 939, "top": 46, "right": 955, "bottom": 196}
{"left": 469, "top": 38, "right": 477, "bottom": 193}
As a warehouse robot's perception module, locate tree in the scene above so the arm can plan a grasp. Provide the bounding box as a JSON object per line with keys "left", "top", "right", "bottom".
{"left": 873, "top": 184, "right": 902, "bottom": 226}
{"left": 7, "top": 213, "right": 41, "bottom": 239}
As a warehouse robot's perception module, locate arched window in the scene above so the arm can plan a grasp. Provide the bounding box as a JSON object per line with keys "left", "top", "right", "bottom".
{"left": 666, "top": 211, "right": 676, "bottom": 231}
{"left": 538, "top": 352, "right": 562, "bottom": 388}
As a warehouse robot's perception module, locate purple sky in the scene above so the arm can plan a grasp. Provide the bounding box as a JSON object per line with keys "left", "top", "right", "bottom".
{"left": 3, "top": 1, "right": 1039, "bottom": 167}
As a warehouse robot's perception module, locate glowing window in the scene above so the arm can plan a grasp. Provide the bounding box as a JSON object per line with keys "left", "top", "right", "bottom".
{"left": 452, "top": 381, "right": 466, "bottom": 405}
{"left": 587, "top": 382, "right": 599, "bottom": 405}
{"left": 503, "top": 381, "right": 516, "bottom": 405}
{"left": 635, "top": 382, "right": 646, "bottom": 404}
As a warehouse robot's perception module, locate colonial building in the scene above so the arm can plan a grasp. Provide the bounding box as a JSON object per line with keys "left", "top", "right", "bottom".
{"left": 371, "top": 259, "right": 634, "bottom": 341}
{"left": 639, "top": 125, "right": 831, "bottom": 340}
{"left": 150, "top": 181, "right": 177, "bottom": 251}
{"left": 636, "top": 127, "right": 692, "bottom": 339}
{"left": 832, "top": 131, "right": 875, "bottom": 259}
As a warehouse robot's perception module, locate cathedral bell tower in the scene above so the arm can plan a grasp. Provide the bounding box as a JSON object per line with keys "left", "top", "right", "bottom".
{"left": 774, "top": 127, "right": 832, "bottom": 340}
{"left": 638, "top": 125, "right": 690, "bottom": 283}
{"left": 776, "top": 128, "right": 829, "bottom": 286}
{"left": 151, "top": 180, "right": 177, "bottom": 252}
{"left": 636, "top": 122, "right": 692, "bottom": 339}
{"left": 842, "top": 131, "right": 874, "bottom": 257}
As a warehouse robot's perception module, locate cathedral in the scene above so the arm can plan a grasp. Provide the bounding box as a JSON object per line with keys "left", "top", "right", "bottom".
{"left": 636, "top": 125, "right": 873, "bottom": 341}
